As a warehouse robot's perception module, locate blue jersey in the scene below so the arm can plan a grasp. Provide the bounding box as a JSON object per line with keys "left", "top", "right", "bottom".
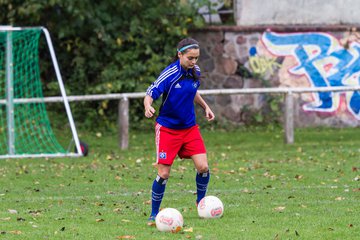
{"left": 146, "top": 59, "right": 201, "bottom": 129}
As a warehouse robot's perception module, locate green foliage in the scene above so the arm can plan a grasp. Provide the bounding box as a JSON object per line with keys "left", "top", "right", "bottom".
{"left": 0, "top": 0, "right": 207, "bottom": 129}
{"left": 236, "top": 64, "right": 283, "bottom": 127}
{"left": 251, "top": 93, "right": 283, "bottom": 127}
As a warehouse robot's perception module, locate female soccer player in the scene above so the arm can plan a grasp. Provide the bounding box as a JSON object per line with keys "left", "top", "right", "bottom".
{"left": 144, "top": 37, "right": 215, "bottom": 222}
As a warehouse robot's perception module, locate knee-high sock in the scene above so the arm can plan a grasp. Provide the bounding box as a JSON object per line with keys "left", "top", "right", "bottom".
{"left": 196, "top": 170, "right": 210, "bottom": 204}
{"left": 151, "top": 175, "right": 167, "bottom": 217}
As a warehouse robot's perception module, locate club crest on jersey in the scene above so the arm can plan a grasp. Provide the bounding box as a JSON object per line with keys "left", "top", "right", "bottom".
{"left": 159, "top": 151, "right": 167, "bottom": 159}
{"left": 192, "top": 82, "right": 198, "bottom": 88}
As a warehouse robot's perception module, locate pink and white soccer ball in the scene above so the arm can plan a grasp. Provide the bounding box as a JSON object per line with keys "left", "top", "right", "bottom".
{"left": 197, "top": 195, "right": 224, "bottom": 218}
{"left": 155, "top": 208, "right": 183, "bottom": 233}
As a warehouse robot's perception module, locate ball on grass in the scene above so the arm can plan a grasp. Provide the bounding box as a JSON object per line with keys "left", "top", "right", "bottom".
{"left": 197, "top": 195, "right": 224, "bottom": 219}
{"left": 155, "top": 208, "right": 183, "bottom": 233}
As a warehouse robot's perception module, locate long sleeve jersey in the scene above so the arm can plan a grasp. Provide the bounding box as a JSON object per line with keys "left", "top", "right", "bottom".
{"left": 146, "top": 59, "right": 201, "bottom": 129}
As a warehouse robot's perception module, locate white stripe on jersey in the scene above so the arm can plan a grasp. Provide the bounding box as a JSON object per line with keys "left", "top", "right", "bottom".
{"left": 162, "top": 72, "right": 182, "bottom": 106}
{"left": 155, "top": 65, "right": 178, "bottom": 87}
{"left": 147, "top": 66, "right": 178, "bottom": 95}
{"left": 146, "top": 89, "right": 153, "bottom": 96}
{"left": 155, "top": 69, "right": 177, "bottom": 88}
{"left": 146, "top": 66, "right": 178, "bottom": 95}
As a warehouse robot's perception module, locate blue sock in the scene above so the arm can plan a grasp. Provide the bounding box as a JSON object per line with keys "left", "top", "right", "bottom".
{"left": 196, "top": 170, "right": 210, "bottom": 204}
{"left": 150, "top": 175, "right": 167, "bottom": 217}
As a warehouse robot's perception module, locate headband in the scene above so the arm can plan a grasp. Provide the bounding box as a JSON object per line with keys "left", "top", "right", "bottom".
{"left": 177, "top": 44, "right": 199, "bottom": 52}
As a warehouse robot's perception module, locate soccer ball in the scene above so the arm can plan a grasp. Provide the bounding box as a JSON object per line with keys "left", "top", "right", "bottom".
{"left": 197, "top": 196, "right": 224, "bottom": 219}
{"left": 155, "top": 208, "right": 183, "bottom": 233}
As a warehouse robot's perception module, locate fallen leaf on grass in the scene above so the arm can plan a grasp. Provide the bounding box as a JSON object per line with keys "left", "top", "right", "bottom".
{"left": 8, "top": 209, "right": 18, "bottom": 214}
{"left": 29, "top": 210, "right": 42, "bottom": 217}
{"left": 238, "top": 167, "right": 248, "bottom": 173}
{"left": 96, "top": 219, "right": 104, "bottom": 222}
{"left": 274, "top": 206, "right": 286, "bottom": 212}
{"left": 353, "top": 188, "right": 360, "bottom": 192}
{"left": 295, "top": 175, "right": 303, "bottom": 180}
{"left": 147, "top": 221, "right": 156, "bottom": 227}
{"left": 113, "top": 208, "right": 122, "bottom": 212}
{"left": 116, "top": 236, "right": 135, "bottom": 239}
{"left": 0, "top": 217, "right": 11, "bottom": 221}
{"left": 335, "top": 197, "right": 345, "bottom": 201}
{"left": 8, "top": 230, "right": 22, "bottom": 235}
{"left": 183, "top": 227, "right": 193, "bottom": 232}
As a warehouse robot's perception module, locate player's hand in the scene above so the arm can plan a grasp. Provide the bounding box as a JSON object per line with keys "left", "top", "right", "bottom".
{"left": 205, "top": 107, "right": 215, "bottom": 121}
{"left": 145, "top": 106, "right": 156, "bottom": 118}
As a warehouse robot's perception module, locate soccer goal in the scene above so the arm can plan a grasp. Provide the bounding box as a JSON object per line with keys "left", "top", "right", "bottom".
{"left": 0, "top": 26, "right": 83, "bottom": 158}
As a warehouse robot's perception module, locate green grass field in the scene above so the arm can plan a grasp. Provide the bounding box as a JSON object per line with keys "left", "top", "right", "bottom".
{"left": 0, "top": 127, "right": 359, "bottom": 239}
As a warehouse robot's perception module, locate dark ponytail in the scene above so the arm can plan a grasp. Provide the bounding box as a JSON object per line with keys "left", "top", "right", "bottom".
{"left": 172, "top": 38, "right": 200, "bottom": 81}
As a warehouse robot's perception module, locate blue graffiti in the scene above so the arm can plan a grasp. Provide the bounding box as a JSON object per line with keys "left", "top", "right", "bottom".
{"left": 262, "top": 31, "right": 360, "bottom": 118}
{"left": 249, "top": 46, "right": 257, "bottom": 56}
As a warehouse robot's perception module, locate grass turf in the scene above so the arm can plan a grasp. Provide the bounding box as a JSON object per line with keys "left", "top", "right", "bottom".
{"left": 0, "top": 127, "right": 359, "bottom": 239}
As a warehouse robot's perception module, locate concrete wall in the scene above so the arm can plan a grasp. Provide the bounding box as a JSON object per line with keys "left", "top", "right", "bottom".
{"left": 236, "top": 0, "right": 360, "bottom": 25}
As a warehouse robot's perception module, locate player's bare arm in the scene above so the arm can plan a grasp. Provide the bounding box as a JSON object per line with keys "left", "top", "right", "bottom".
{"left": 144, "top": 95, "right": 156, "bottom": 118}
{"left": 194, "top": 91, "right": 215, "bottom": 121}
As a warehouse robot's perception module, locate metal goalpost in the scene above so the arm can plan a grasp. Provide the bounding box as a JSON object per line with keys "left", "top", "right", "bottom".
{"left": 0, "top": 26, "right": 83, "bottom": 158}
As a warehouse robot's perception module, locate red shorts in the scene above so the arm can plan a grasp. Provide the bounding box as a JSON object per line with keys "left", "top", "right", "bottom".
{"left": 155, "top": 123, "right": 206, "bottom": 165}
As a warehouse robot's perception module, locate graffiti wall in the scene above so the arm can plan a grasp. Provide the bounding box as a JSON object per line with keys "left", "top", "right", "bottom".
{"left": 192, "top": 27, "right": 360, "bottom": 127}
{"left": 261, "top": 31, "right": 360, "bottom": 119}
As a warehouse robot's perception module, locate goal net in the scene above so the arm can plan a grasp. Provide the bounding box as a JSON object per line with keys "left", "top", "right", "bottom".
{"left": 0, "top": 26, "right": 83, "bottom": 158}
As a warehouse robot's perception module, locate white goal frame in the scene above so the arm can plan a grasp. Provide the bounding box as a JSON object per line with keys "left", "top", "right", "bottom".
{"left": 0, "top": 26, "right": 83, "bottom": 158}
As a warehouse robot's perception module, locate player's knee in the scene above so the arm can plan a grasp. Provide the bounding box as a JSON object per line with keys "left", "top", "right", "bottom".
{"left": 158, "top": 172, "right": 170, "bottom": 179}
{"left": 157, "top": 170, "right": 170, "bottom": 179}
{"left": 197, "top": 164, "right": 209, "bottom": 174}
{"left": 157, "top": 164, "right": 171, "bottom": 179}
